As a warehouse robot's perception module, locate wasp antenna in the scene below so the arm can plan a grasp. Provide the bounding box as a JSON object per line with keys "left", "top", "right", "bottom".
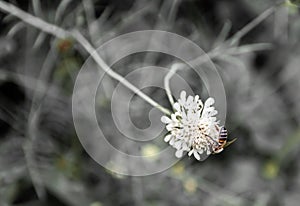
{"left": 224, "top": 138, "right": 237, "bottom": 148}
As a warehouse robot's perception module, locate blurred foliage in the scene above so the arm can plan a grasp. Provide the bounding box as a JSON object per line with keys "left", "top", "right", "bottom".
{"left": 263, "top": 129, "right": 300, "bottom": 180}
{"left": 0, "top": 0, "right": 300, "bottom": 206}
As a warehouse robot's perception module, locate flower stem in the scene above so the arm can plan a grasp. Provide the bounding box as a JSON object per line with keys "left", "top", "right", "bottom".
{"left": 0, "top": 0, "right": 171, "bottom": 115}
{"left": 164, "top": 63, "right": 183, "bottom": 108}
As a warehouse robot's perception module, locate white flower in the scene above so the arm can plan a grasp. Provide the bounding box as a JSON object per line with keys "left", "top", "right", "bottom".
{"left": 161, "top": 91, "right": 221, "bottom": 161}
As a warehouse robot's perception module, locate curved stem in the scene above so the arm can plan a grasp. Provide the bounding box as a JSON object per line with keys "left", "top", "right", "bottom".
{"left": 73, "top": 31, "right": 171, "bottom": 115}
{"left": 228, "top": 6, "right": 277, "bottom": 46}
{"left": 0, "top": 0, "right": 171, "bottom": 116}
{"left": 164, "top": 63, "right": 183, "bottom": 108}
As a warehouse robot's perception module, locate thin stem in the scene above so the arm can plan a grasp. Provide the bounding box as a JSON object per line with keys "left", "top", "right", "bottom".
{"left": 228, "top": 6, "right": 276, "bottom": 46}
{"left": 225, "top": 43, "right": 273, "bottom": 55}
{"left": 0, "top": 0, "right": 171, "bottom": 116}
{"left": 164, "top": 63, "right": 183, "bottom": 107}
{"left": 163, "top": 4, "right": 276, "bottom": 109}
{"left": 213, "top": 20, "right": 232, "bottom": 48}
{"left": 24, "top": 110, "right": 46, "bottom": 200}
{"left": 0, "top": 1, "right": 69, "bottom": 38}
{"left": 189, "top": 5, "right": 278, "bottom": 67}
{"left": 22, "top": 44, "right": 60, "bottom": 200}
{"left": 54, "top": 0, "right": 73, "bottom": 24}
{"left": 72, "top": 31, "right": 171, "bottom": 115}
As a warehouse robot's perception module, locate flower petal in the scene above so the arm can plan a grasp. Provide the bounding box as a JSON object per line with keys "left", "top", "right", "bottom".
{"left": 180, "top": 90, "right": 186, "bottom": 102}
{"left": 175, "top": 150, "right": 184, "bottom": 158}
{"left": 169, "top": 138, "right": 175, "bottom": 145}
{"left": 187, "top": 95, "right": 193, "bottom": 104}
{"left": 188, "top": 149, "right": 194, "bottom": 156}
{"left": 205, "top": 97, "right": 215, "bottom": 107}
{"left": 166, "top": 124, "right": 173, "bottom": 131}
{"left": 193, "top": 151, "right": 201, "bottom": 160}
{"left": 210, "top": 110, "right": 218, "bottom": 116}
{"left": 182, "top": 142, "right": 189, "bottom": 150}
{"left": 161, "top": 116, "right": 172, "bottom": 124}
{"left": 164, "top": 134, "right": 172, "bottom": 142}
{"left": 171, "top": 114, "right": 178, "bottom": 121}
{"left": 173, "top": 102, "right": 181, "bottom": 112}
{"left": 174, "top": 141, "right": 182, "bottom": 150}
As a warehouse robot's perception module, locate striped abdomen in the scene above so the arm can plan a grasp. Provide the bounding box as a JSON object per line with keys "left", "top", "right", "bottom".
{"left": 218, "top": 126, "right": 227, "bottom": 146}
{"left": 212, "top": 126, "right": 228, "bottom": 154}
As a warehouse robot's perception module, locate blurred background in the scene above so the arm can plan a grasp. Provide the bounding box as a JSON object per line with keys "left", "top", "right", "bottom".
{"left": 1, "top": 0, "right": 300, "bottom": 205}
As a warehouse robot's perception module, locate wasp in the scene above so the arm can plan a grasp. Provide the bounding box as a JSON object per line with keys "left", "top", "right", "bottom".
{"left": 206, "top": 126, "right": 237, "bottom": 154}
{"left": 212, "top": 126, "right": 227, "bottom": 153}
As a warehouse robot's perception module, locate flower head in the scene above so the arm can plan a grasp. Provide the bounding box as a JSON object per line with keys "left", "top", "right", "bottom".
{"left": 161, "top": 91, "right": 221, "bottom": 161}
